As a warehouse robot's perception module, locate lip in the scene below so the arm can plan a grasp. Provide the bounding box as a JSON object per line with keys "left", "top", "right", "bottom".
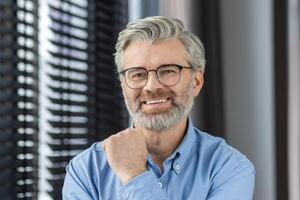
{"left": 141, "top": 98, "right": 172, "bottom": 113}
{"left": 143, "top": 98, "right": 171, "bottom": 105}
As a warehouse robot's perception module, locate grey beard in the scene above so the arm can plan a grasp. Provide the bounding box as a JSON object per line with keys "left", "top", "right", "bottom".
{"left": 124, "top": 83, "right": 194, "bottom": 132}
{"left": 133, "top": 103, "right": 190, "bottom": 132}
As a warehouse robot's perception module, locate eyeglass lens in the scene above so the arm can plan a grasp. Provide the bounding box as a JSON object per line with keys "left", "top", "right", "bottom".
{"left": 124, "top": 65, "right": 181, "bottom": 89}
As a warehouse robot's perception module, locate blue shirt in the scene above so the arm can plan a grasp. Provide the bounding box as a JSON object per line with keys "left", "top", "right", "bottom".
{"left": 62, "top": 119, "right": 255, "bottom": 200}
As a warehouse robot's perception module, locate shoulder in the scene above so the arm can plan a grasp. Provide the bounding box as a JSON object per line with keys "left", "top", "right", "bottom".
{"left": 63, "top": 142, "right": 116, "bottom": 198}
{"left": 71, "top": 142, "right": 105, "bottom": 162}
{"left": 193, "top": 128, "right": 255, "bottom": 184}
{"left": 67, "top": 142, "right": 108, "bottom": 176}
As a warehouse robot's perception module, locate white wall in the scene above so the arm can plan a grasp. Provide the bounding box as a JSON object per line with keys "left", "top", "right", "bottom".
{"left": 220, "top": 1, "right": 276, "bottom": 200}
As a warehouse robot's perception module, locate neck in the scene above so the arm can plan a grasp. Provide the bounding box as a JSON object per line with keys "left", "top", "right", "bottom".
{"left": 135, "top": 117, "right": 188, "bottom": 168}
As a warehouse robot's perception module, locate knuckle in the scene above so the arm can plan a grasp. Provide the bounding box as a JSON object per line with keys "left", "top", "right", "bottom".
{"left": 105, "top": 135, "right": 117, "bottom": 145}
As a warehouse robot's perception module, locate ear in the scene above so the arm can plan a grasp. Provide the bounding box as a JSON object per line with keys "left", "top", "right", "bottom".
{"left": 192, "top": 70, "right": 204, "bottom": 96}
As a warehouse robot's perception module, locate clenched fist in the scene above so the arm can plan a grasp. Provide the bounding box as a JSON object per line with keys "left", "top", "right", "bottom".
{"left": 102, "top": 128, "right": 149, "bottom": 184}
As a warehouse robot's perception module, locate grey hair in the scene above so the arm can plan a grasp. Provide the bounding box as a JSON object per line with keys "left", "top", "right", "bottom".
{"left": 114, "top": 16, "right": 206, "bottom": 72}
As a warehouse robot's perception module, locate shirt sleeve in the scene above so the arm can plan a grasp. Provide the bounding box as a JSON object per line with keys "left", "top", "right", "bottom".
{"left": 62, "top": 160, "right": 94, "bottom": 200}
{"left": 207, "top": 159, "right": 256, "bottom": 200}
{"left": 119, "top": 171, "right": 169, "bottom": 200}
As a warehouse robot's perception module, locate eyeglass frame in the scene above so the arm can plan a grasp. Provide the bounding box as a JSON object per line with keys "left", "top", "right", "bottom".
{"left": 118, "top": 64, "right": 194, "bottom": 89}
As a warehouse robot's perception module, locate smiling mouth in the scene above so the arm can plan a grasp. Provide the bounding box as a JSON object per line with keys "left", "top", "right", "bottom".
{"left": 143, "top": 98, "right": 171, "bottom": 105}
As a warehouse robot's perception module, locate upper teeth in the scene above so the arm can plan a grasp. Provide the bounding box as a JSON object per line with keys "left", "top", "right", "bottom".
{"left": 145, "top": 99, "right": 167, "bottom": 104}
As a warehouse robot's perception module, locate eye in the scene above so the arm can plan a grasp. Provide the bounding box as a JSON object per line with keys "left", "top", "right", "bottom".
{"left": 160, "top": 69, "right": 176, "bottom": 75}
{"left": 132, "top": 72, "right": 146, "bottom": 78}
{"left": 127, "top": 70, "right": 147, "bottom": 81}
{"left": 158, "top": 67, "right": 178, "bottom": 77}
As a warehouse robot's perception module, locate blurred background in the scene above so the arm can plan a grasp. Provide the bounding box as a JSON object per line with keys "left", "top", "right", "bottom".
{"left": 0, "top": 0, "right": 299, "bottom": 199}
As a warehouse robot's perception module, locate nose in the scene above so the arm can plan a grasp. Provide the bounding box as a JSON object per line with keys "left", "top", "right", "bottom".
{"left": 143, "top": 71, "right": 164, "bottom": 91}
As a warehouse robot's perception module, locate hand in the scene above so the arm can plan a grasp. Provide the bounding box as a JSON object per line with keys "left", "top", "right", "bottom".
{"left": 102, "top": 128, "right": 148, "bottom": 184}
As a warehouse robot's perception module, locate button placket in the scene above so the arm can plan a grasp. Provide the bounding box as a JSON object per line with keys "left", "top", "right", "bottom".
{"left": 158, "top": 182, "right": 163, "bottom": 188}
{"left": 173, "top": 161, "right": 182, "bottom": 174}
{"left": 175, "top": 164, "right": 181, "bottom": 170}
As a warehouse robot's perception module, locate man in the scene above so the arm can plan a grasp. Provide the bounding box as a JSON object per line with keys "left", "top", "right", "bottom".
{"left": 62, "top": 16, "right": 255, "bottom": 200}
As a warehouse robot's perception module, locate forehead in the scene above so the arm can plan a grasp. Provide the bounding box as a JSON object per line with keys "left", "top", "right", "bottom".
{"left": 121, "top": 39, "right": 188, "bottom": 69}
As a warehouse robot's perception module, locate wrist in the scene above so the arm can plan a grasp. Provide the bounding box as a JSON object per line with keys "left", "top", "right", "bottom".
{"left": 120, "top": 166, "right": 148, "bottom": 184}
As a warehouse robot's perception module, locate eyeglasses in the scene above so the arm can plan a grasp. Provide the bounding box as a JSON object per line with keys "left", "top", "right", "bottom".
{"left": 119, "top": 64, "right": 193, "bottom": 89}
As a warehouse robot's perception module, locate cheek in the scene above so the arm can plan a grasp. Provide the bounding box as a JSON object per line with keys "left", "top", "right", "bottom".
{"left": 174, "top": 79, "right": 195, "bottom": 98}
{"left": 122, "top": 87, "right": 139, "bottom": 102}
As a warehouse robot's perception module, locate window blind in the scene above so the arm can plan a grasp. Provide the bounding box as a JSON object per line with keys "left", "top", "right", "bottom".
{"left": 43, "top": 0, "right": 128, "bottom": 199}
{"left": 44, "top": 1, "right": 94, "bottom": 199}
{"left": 89, "top": 0, "right": 129, "bottom": 141}
{"left": 0, "top": 0, "right": 39, "bottom": 199}
{"left": 0, "top": 1, "right": 128, "bottom": 199}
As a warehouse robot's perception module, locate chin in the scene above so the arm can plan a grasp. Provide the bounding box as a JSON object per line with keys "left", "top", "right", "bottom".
{"left": 142, "top": 109, "right": 170, "bottom": 115}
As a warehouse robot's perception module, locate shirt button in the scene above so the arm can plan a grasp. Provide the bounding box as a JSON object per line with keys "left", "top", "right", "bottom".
{"left": 158, "top": 182, "right": 163, "bottom": 188}
{"left": 175, "top": 164, "right": 181, "bottom": 170}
